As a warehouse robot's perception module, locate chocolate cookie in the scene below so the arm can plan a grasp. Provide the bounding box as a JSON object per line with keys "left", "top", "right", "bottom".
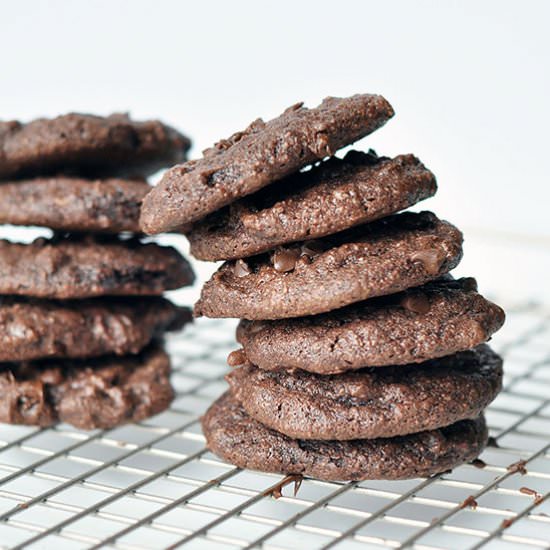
{"left": 0, "top": 176, "right": 150, "bottom": 233}
{"left": 188, "top": 151, "right": 437, "bottom": 260}
{"left": 0, "top": 235, "right": 194, "bottom": 298}
{"left": 202, "top": 392, "right": 488, "bottom": 481}
{"left": 195, "top": 211, "right": 463, "bottom": 319}
{"left": 0, "top": 113, "right": 190, "bottom": 179}
{"left": 234, "top": 278, "right": 504, "bottom": 373}
{"left": 0, "top": 296, "right": 191, "bottom": 362}
{"left": 0, "top": 346, "right": 174, "bottom": 429}
{"left": 140, "top": 94, "right": 394, "bottom": 233}
{"left": 227, "top": 345, "right": 502, "bottom": 440}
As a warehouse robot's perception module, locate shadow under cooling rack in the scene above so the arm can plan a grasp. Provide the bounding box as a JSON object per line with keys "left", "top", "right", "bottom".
{"left": 0, "top": 302, "right": 548, "bottom": 550}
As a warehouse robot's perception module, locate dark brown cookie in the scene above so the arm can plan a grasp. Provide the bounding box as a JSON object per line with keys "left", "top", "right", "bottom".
{"left": 195, "top": 211, "right": 463, "bottom": 320}
{"left": 227, "top": 345, "right": 502, "bottom": 440}
{"left": 0, "top": 235, "right": 195, "bottom": 298}
{"left": 234, "top": 278, "right": 504, "bottom": 373}
{"left": 0, "top": 176, "right": 150, "bottom": 233}
{"left": 202, "top": 392, "right": 488, "bottom": 481}
{"left": 0, "top": 296, "right": 191, "bottom": 362}
{"left": 0, "top": 113, "right": 190, "bottom": 180}
{"left": 188, "top": 151, "right": 437, "bottom": 260}
{"left": 140, "top": 95, "right": 394, "bottom": 233}
{"left": 0, "top": 345, "right": 174, "bottom": 429}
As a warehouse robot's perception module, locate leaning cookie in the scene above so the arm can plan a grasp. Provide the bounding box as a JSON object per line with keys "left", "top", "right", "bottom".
{"left": 0, "top": 113, "right": 190, "bottom": 179}
{"left": 227, "top": 345, "right": 502, "bottom": 440}
{"left": 188, "top": 151, "right": 437, "bottom": 260}
{"left": 202, "top": 392, "right": 488, "bottom": 481}
{"left": 0, "top": 235, "right": 195, "bottom": 299}
{"left": 195, "top": 211, "right": 463, "bottom": 320}
{"left": 234, "top": 278, "right": 504, "bottom": 373}
{"left": 141, "top": 94, "right": 394, "bottom": 233}
{"left": 0, "top": 176, "right": 150, "bottom": 233}
{"left": 0, "top": 345, "right": 174, "bottom": 429}
{"left": 0, "top": 296, "right": 191, "bottom": 362}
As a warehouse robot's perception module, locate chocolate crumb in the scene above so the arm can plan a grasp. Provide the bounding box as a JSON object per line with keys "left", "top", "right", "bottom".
{"left": 487, "top": 436, "right": 500, "bottom": 448}
{"left": 460, "top": 495, "right": 478, "bottom": 509}
{"left": 520, "top": 486, "right": 543, "bottom": 503}
{"left": 262, "top": 474, "right": 304, "bottom": 499}
{"left": 227, "top": 349, "right": 247, "bottom": 367}
{"left": 471, "top": 458, "right": 487, "bottom": 469}
{"left": 507, "top": 460, "right": 528, "bottom": 475}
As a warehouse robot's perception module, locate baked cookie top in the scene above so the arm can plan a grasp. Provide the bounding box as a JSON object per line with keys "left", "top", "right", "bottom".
{"left": 195, "top": 211, "right": 463, "bottom": 319}
{"left": 227, "top": 345, "right": 502, "bottom": 440}
{"left": 234, "top": 278, "right": 504, "bottom": 373}
{"left": 0, "top": 296, "right": 191, "bottom": 362}
{"left": 0, "top": 345, "right": 174, "bottom": 429}
{"left": 202, "top": 392, "right": 488, "bottom": 482}
{"left": 188, "top": 150, "right": 436, "bottom": 260}
{"left": 140, "top": 94, "right": 394, "bottom": 233}
{"left": 0, "top": 176, "right": 150, "bottom": 233}
{"left": 0, "top": 235, "right": 195, "bottom": 298}
{"left": 0, "top": 112, "right": 190, "bottom": 179}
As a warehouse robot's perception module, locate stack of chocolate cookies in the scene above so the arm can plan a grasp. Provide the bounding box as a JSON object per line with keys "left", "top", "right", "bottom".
{"left": 0, "top": 113, "right": 195, "bottom": 430}
{"left": 140, "top": 95, "right": 505, "bottom": 481}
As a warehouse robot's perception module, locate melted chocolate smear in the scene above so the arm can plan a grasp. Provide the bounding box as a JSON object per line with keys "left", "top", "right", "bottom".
{"left": 227, "top": 349, "right": 247, "bottom": 367}
{"left": 410, "top": 249, "right": 444, "bottom": 276}
{"left": 520, "top": 486, "right": 544, "bottom": 504}
{"left": 507, "top": 459, "right": 528, "bottom": 475}
{"left": 471, "top": 459, "right": 487, "bottom": 469}
{"left": 501, "top": 518, "right": 514, "bottom": 529}
{"left": 234, "top": 259, "right": 251, "bottom": 277}
{"left": 400, "top": 294, "right": 431, "bottom": 315}
{"left": 263, "top": 474, "right": 304, "bottom": 499}
{"left": 460, "top": 495, "right": 478, "bottom": 509}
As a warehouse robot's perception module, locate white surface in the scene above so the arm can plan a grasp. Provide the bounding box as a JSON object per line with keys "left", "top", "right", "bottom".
{"left": 1, "top": 0, "right": 549, "bottom": 301}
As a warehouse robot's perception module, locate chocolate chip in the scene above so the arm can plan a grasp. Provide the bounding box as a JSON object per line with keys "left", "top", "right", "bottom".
{"left": 400, "top": 294, "right": 431, "bottom": 314}
{"left": 461, "top": 277, "right": 478, "bottom": 292}
{"left": 227, "top": 349, "right": 247, "bottom": 367}
{"left": 471, "top": 458, "right": 486, "bottom": 469}
{"left": 273, "top": 248, "right": 301, "bottom": 273}
{"left": 234, "top": 259, "right": 251, "bottom": 277}
{"left": 410, "top": 249, "right": 444, "bottom": 275}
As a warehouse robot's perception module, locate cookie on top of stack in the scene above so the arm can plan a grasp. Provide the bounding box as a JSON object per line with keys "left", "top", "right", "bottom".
{"left": 141, "top": 95, "right": 505, "bottom": 481}
{"left": 0, "top": 113, "right": 195, "bottom": 430}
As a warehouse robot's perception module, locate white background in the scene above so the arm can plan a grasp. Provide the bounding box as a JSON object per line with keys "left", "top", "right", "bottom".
{"left": 1, "top": 0, "right": 549, "bottom": 304}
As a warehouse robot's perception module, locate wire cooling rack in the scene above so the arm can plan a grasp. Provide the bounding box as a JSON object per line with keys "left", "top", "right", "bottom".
{"left": 0, "top": 301, "right": 548, "bottom": 550}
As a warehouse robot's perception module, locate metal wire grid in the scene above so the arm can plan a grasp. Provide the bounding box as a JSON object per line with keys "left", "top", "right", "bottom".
{"left": 0, "top": 301, "right": 548, "bottom": 550}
